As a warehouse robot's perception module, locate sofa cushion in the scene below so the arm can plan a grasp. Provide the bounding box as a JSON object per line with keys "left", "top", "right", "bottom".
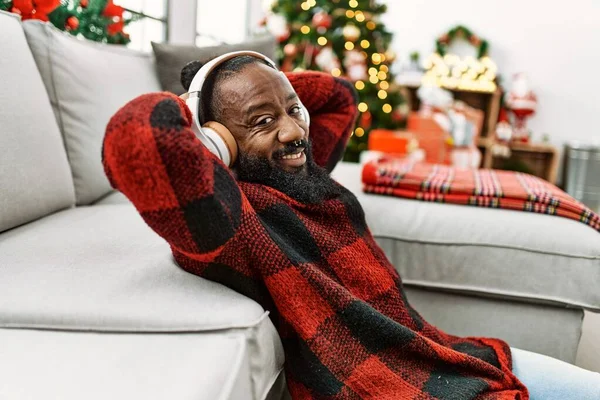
{"left": 151, "top": 35, "right": 276, "bottom": 95}
{"left": 93, "top": 190, "right": 130, "bottom": 205}
{"left": 332, "top": 162, "right": 600, "bottom": 311}
{"left": 0, "top": 11, "right": 75, "bottom": 233}
{"left": 0, "top": 328, "right": 259, "bottom": 400}
{"left": 0, "top": 205, "right": 283, "bottom": 399}
{"left": 23, "top": 21, "right": 162, "bottom": 205}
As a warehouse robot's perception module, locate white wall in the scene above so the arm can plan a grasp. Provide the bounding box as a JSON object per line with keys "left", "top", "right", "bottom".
{"left": 382, "top": 0, "right": 600, "bottom": 147}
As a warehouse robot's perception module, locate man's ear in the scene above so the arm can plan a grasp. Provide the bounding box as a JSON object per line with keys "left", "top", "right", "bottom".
{"left": 181, "top": 60, "right": 204, "bottom": 91}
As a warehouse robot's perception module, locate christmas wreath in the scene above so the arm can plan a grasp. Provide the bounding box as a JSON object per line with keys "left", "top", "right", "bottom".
{"left": 435, "top": 25, "right": 488, "bottom": 59}
{"left": 0, "top": 0, "right": 139, "bottom": 45}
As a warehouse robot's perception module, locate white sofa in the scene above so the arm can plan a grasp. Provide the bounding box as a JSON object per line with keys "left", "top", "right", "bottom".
{"left": 1, "top": 11, "right": 599, "bottom": 399}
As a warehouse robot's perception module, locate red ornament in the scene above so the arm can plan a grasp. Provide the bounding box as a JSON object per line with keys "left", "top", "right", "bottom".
{"left": 391, "top": 110, "right": 404, "bottom": 123}
{"left": 312, "top": 11, "right": 332, "bottom": 29}
{"left": 66, "top": 15, "right": 79, "bottom": 30}
{"left": 360, "top": 111, "right": 372, "bottom": 129}
{"left": 470, "top": 35, "right": 481, "bottom": 46}
{"left": 79, "top": 0, "right": 88, "bottom": 7}
{"left": 283, "top": 43, "right": 298, "bottom": 57}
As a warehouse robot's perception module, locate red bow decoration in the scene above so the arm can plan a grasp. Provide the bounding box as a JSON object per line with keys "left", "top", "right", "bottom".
{"left": 12, "top": 0, "right": 60, "bottom": 21}
{"left": 102, "top": 0, "right": 124, "bottom": 18}
{"left": 107, "top": 19, "right": 124, "bottom": 35}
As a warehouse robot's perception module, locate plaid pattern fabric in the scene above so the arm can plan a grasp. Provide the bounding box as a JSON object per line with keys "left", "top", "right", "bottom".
{"left": 363, "top": 157, "right": 600, "bottom": 232}
{"left": 103, "top": 72, "right": 528, "bottom": 399}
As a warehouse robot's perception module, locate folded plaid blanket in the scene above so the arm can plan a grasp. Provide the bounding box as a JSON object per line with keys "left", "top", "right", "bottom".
{"left": 362, "top": 157, "right": 600, "bottom": 232}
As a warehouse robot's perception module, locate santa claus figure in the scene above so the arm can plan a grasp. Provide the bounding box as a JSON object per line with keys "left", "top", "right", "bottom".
{"left": 505, "top": 73, "right": 537, "bottom": 142}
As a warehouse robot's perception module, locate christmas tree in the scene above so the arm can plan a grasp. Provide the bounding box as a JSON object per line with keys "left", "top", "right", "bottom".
{"left": 1, "top": 0, "right": 138, "bottom": 45}
{"left": 262, "top": 0, "right": 408, "bottom": 162}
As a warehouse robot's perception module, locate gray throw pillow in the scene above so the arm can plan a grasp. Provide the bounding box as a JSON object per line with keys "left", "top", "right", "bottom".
{"left": 151, "top": 35, "right": 277, "bottom": 95}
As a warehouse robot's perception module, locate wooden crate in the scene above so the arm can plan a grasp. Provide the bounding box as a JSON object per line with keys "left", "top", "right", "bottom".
{"left": 483, "top": 141, "right": 559, "bottom": 184}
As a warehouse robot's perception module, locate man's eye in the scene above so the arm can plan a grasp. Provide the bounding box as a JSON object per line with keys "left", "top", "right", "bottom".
{"left": 290, "top": 106, "right": 301, "bottom": 114}
{"left": 256, "top": 117, "right": 274, "bottom": 126}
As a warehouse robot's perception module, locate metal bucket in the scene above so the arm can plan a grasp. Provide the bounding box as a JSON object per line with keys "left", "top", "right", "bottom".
{"left": 563, "top": 142, "right": 600, "bottom": 212}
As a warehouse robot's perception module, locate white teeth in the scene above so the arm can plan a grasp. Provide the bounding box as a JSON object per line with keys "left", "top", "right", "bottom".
{"left": 282, "top": 152, "right": 303, "bottom": 160}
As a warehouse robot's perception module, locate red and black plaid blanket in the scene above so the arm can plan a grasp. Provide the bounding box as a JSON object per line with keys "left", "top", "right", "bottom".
{"left": 103, "top": 72, "right": 528, "bottom": 399}
{"left": 363, "top": 157, "right": 600, "bottom": 232}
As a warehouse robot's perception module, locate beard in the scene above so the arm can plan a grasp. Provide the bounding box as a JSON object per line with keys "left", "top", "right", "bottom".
{"left": 236, "top": 140, "right": 342, "bottom": 204}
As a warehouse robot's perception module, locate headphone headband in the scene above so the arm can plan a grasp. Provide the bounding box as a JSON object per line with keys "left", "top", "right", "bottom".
{"left": 187, "top": 50, "right": 279, "bottom": 98}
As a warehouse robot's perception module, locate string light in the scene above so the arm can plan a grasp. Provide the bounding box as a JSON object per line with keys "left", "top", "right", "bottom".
{"left": 300, "top": 25, "right": 310, "bottom": 34}
{"left": 378, "top": 90, "right": 388, "bottom": 99}
{"left": 355, "top": 127, "right": 365, "bottom": 137}
{"left": 301, "top": 2, "right": 310, "bottom": 10}
{"left": 358, "top": 102, "right": 368, "bottom": 112}
{"left": 360, "top": 40, "right": 370, "bottom": 49}
{"left": 345, "top": 10, "right": 355, "bottom": 18}
{"left": 369, "top": 75, "right": 379, "bottom": 84}
{"left": 317, "top": 36, "right": 327, "bottom": 46}
{"left": 345, "top": 41, "right": 355, "bottom": 50}
{"left": 372, "top": 53, "right": 382, "bottom": 63}
{"left": 484, "top": 70, "right": 496, "bottom": 81}
{"left": 377, "top": 71, "right": 387, "bottom": 80}
{"left": 349, "top": 0, "right": 359, "bottom": 8}
{"left": 331, "top": 68, "right": 341, "bottom": 77}
{"left": 366, "top": 21, "right": 376, "bottom": 30}
{"left": 355, "top": 11, "right": 365, "bottom": 22}
{"left": 308, "top": 0, "right": 316, "bottom": 6}
{"left": 379, "top": 65, "right": 388, "bottom": 72}
{"left": 382, "top": 104, "right": 392, "bottom": 113}
{"left": 368, "top": 67, "right": 377, "bottom": 75}
{"left": 452, "top": 66, "right": 462, "bottom": 78}
{"left": 379, "top": 81, "right": 389, "bottom": 90}
{"left": 355, "top": 81, "right": 365, "bottom": 90}
{"left": 421, "top": 52, "right": 498, "bottom": 93}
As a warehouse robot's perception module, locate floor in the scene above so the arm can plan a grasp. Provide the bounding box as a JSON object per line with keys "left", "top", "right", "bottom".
{"left": 576, "top": 311, "right": 600, "bottom": 373}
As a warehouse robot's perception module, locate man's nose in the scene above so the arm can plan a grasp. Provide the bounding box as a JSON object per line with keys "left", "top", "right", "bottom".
{"left": 277, "top": 115, "right": 305, "bottom": 144}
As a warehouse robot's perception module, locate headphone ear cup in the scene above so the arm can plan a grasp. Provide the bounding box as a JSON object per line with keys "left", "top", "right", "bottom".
{"left": 202, "top": 121, "right": 238, "bottom": 167}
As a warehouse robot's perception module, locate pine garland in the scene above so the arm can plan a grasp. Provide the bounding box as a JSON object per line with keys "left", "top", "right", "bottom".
{"left": 1, "top": 0, "right": 140, "bottom": 45}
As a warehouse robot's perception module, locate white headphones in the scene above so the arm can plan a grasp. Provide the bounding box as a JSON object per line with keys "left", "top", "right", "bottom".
{"left": 184, "top": 50, "right": 310, "bottom": 167}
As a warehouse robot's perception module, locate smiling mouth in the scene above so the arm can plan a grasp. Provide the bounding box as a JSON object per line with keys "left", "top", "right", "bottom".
{"left": 281, "top": 151, "right": 304, "bottom": 160}
{"left": 276, "top": 147, "right": 306, "bottom": 168}
{"left": 276, "top": 147, "right": 304, "bottom": 159}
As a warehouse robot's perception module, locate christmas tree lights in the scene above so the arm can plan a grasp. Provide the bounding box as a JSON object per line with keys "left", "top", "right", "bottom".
{"left": 261, "top": 0, "right": 408, "bottom": 162}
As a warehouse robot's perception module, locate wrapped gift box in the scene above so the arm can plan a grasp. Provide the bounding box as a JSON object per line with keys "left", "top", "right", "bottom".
{"left": 406, "top": 112, "right": 452, "bottom": 164}
{"left": 368, "top": 129, "right": 419, "bottom": 155}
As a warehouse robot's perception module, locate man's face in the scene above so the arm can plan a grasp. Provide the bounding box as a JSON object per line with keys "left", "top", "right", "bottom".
{"left": 217, "top": 62, "right": 310, "bottom": 174}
